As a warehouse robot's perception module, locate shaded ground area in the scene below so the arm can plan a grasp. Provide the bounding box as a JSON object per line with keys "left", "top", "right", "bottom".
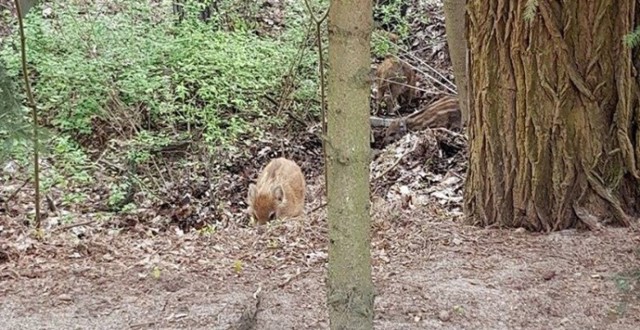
{"left": 1, "top": 201, "right": 639, "bottom": 329}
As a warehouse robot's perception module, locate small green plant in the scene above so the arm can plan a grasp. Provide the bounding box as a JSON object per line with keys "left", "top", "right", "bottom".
{"left": 371, "top": 31, "right": 398, "bottom": 58}
{"left": 233, "top": 259, "right": 243, "bottom": 273}
{"left": 107, "top": 181, "right": 131, "bottom": 209}
{"left": 611, "top": 268, "right": 640, "bottom": 316}
{"left": 24, "top": 136, "right": 93, "bottom": 207}
{"left": 60, "top": 213, "right": 75, "bottom": 225}
{"left": 624, "top": 26, "right": 640, "bottom": 48}
{"left": 120, "top": 203, "right": 137, "bottom": 213}
{"left": 61, "top": 191, "right": 87, "bottom": 207}
{"left": 374, "top": 0, "right": 411, "bottom": 39}
{"left": 370, "top": 0, "right": 412, "bottom": 58}
{"left": 613, "top": 269, "right": 640, "bottom": 294}
{"left": 197, "top": 224, "right": 217, "bottom": 236}
{"left": 151, "top": 266, "right": 161, "bottom": 279}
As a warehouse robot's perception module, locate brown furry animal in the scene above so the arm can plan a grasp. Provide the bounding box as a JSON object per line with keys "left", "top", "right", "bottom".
{"left": 384, "top": 95, "right": 461, "bottom": 144}
{"left": 246, "top": 157, "right": 306, "bottom": 225}
{"left": 375, "top": 56, "right": 417, "bottom": 114}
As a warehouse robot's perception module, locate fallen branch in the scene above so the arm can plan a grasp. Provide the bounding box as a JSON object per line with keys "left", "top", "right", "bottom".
{"left": 51, "top": 219, "right": 97, "bottom": 233}
{"left": 3, "top": 177, "right": 30, "bottom": 210}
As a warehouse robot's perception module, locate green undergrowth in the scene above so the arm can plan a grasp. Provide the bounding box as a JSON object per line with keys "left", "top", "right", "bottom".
{"left": 1, "top": 1, "right": 309, "bottom": 140}
{"left": 0, "top": 0, "right": 322, "bottom": 211}
{"left": 0, "top": 0, "right": 402, "bottom": 215}
{"left": 371, "top": 0, "right": 413, "bottom": 58}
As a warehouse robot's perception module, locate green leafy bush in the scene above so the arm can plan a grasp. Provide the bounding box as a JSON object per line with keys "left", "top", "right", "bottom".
{"left": 0, "top": 0, "right": 323, "bottom": 210}
{"left": 0, "top": 0, "right": 305, "bottom": 146}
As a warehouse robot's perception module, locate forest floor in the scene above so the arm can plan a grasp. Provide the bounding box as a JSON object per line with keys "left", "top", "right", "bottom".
{"left": 2, "top": 0, "right": 640, "bottom": 329}
{"left": 1, "top": 191, "right": 639, "bottom": 329}
{"left": 2, "top": 127, "right": 640, "bottom": 329}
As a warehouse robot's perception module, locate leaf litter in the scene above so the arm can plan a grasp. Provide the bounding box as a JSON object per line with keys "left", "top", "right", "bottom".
{"left": 1, "top": 0, "right": 640, "bottom": 329}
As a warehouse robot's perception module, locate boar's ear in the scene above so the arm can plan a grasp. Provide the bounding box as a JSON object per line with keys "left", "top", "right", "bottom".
{"left": 247, "top": 184, "right": 257, "bottom": 204}
{"left": 272, "top": 185, "right": 284, "bottom": 203}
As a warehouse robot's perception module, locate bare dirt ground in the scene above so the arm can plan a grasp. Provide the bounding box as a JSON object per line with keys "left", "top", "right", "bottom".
{"left": 1, "top": 195, "right": 639, "bottom": 330}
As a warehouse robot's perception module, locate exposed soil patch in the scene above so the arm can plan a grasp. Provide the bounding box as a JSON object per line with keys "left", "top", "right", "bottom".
{"left": 1, "top": 204, "right": 639, "bottom": 329}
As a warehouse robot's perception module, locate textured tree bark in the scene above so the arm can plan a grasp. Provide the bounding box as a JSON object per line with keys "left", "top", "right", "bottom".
{"left": 464, "top": 0, "right": 640, "bottom": 231}
{"left": 326, "top": 0, "right": 374, "bottom": 328}
{"left": 443, "top": 0, "right": 469, "bottom": 126}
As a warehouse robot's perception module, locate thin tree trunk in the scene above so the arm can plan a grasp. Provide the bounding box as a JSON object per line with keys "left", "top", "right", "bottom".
{"left": 326, "top": 0, "right": 375, "bottom": 328}
{"left": 443, "top": 0, "right": 469, "bottom": 126}
{"left": 464, "top": 0, "right": 640, "bottom": 231}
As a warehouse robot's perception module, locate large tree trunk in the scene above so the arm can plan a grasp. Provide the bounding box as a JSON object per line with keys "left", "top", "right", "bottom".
{"left": 326, "top": 0, "right": 374, "bottom": 328}
{"left": 464, "top": 1, "right": 640, "bottom": 231}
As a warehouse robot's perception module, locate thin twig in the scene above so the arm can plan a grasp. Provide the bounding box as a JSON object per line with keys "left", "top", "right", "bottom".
{"left": 276, "top": 21, "right": 314, "bottom": 115}
{"left": 15, "top": 0, "right": 41, "bottom": 230}
{"left": 431, "top": 127, "right": 467, "bottom": 139}
{"left": 304, "top": 0, "right": 329, "bottom": 192}
{"left": 370, "top": 32, "right": 457, "bottom": 94}
{"left": 283, "top": 110, "right": 309, "bottom": 128}
{"left": 51, "top": 219, "right": 97, "bottom": 233}
{"left": 376, "top": 76, "right": 439, "bottom": 95}
{"left": 308, "top": 202, "right": 327, "bottom": 213}
{"left": 3, "top": 177, "right": 30, "bottom": 209}
{"left": 0, "top": 267, "right": 21, "bottom": 280}
{"left": 392, "top": 54, "right": 458, "bottom": 95}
